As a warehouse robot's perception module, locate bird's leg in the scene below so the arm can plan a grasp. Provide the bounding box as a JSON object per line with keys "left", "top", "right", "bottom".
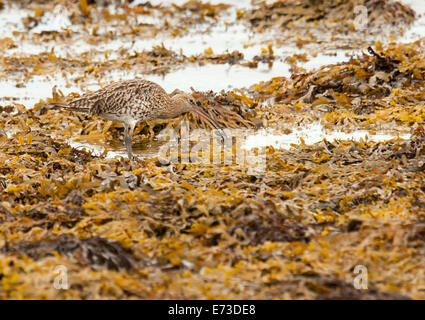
{"left": 123, "top": 123, "right": 133, "bottom": 159}
{"left": 125, "top": 122, "right": 137, "bottom": 160}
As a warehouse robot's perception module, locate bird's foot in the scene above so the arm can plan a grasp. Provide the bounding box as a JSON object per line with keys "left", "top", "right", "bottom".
{"left": 126, "top": 152, "right": 141, "bottom": 161}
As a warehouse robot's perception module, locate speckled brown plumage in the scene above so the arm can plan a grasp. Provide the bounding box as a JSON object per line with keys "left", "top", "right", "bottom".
{"left": 70, "top": 79, "right": 169, "bottom": 120}
{"left": 51, "top": 78, "right": 221, "bottom": 159}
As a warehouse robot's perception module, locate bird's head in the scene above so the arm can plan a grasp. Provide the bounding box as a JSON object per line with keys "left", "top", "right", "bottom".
{"left": 170, "top": 91, "right": 222, "bottom": 130}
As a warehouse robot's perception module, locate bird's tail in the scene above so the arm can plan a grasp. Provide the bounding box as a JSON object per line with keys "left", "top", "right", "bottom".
{"left": 49, "top": 102, "right": 90, "bottom": 114}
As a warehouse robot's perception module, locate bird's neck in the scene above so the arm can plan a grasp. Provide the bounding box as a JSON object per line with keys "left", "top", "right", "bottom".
{"left": 158, "top": 96, "right": 187, "bottom": 119}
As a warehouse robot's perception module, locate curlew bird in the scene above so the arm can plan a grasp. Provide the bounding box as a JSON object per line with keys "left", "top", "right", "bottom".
{"left": 50, "top": 79, "right": 222, "bottom": 159}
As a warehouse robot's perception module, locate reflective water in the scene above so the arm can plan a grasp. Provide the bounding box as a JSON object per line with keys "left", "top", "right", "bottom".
{"left": 0, "top": 50, "right": 353, "bottom": 108}
{"left": 68, "top": 122, "right": 411, "bottom": 160}
{"left": 398, "top": 0, "right": 425, "bottom": 43}
{"left": 0, "top": 0, "right": 420, "bottom": 158}
{"left": 243, "top": 123, "right": 411, "bottom": 150}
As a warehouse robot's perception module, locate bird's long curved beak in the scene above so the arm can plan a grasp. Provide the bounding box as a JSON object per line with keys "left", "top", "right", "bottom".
{"left": 193, "top": 106, "right": 220, "bottom": 130}
{"left": 193, "top": 106, "right": 226, "bottom": 139}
